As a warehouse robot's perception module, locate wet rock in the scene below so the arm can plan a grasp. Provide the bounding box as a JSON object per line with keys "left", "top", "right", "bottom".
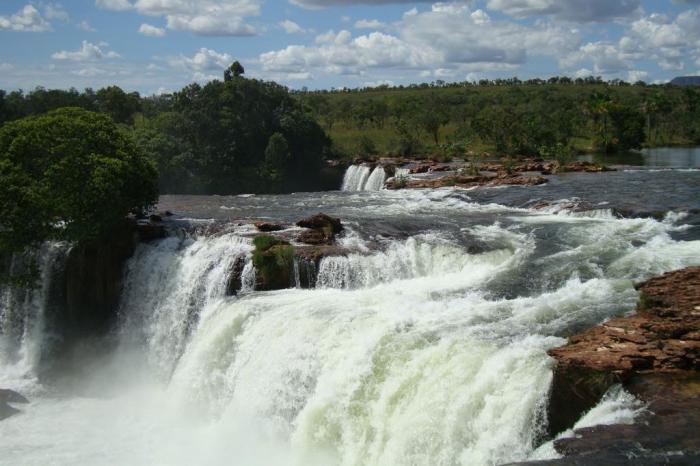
{"left": 149, "top": 214, "right": 163, "bottom": 222}
{"left": 297, "top": 229, "right": 330, "bottom": 245}
{"left": 387, "top": 173, "right": 547, "bottom": 190}
{"left": 252, "top": 236, "right": 294, "bottom": 291}
{"left": 512, "top": 374, "right": 700, "bottom": 465}
{"left": 136, "top": 222, "right": 167, "bottom": 242}
{"left": 296, "top": 213, "right": 343, "bottom": 245}
{"left": 0, "top": 389, "right": 28, "bottom": 422}
{"left": 549, "top": 267, "right": 700, "bottom": 380}
{"left": 0, "top": 389, "right": 28, "bottom": 404}
{"left": 225, "top": 255, "right": 247, "bottom": 296}
{"left": 0, "top": 402, "right": 20, "bottom": 421}
{"left": 254, "top": 222, "right": 285, "bottom": 232}
{"left": 562, "top": 161, "right": 614, "bottom": 173}
{"left": 535, "top": 267, "right": 700, "bottom": 462}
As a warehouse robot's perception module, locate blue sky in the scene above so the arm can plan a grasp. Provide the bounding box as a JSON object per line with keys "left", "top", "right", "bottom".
{"left": 1, "top": 0, "right": 699, "bottom": 94}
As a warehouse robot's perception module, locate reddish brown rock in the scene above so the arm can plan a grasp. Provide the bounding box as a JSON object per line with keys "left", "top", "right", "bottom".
{"left": 549, "top": 267, "right": 700, "bottom": 377}
{"left": 254, "top": 222, "right": 285, "bottom": 232}
{"left": 546, "top": 267, "right": 700, "bottom": 437}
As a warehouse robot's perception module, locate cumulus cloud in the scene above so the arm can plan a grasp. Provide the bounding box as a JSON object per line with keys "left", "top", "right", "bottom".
{"left": 260, "top": 5, "right": 579, "bottom": 79}
{"left": 0, "top": 5, "right": 51, "bottom": 32}
{"left": 290, "top": 0, "right": 434, "bottom": 8}
{"left": 139, "top": 23, "right": 166, "bottom": 37}
{"left": 96, "top": 0, "right": 260, "bottom": 35}
{"left": 486, "top": 0, "right": 641, "bottom": 22}
{"left": 78, "top": 20, "right": 97, "bottom": 32}
{"left": 169, "top": 48, "right": 234, "bottom": 79}
{"left": 354, "top": 19, "right": 385, "bottom": 29}
{"left": 279, "top": 19, "right": 307, "bottom": 34}
{"left": 562, "top": 8, "right": 700, "bottom": 76}
{"left": 95, "top": 0, "right": 133, "bottom": 11}
{"left": 51, "top": 40, "right": 121, "bottom": 61}
{"left": 44, "top": 3, "right": 70, "bottom": 22}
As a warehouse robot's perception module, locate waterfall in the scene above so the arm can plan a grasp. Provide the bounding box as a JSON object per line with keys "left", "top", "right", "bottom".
{"left": 341, "top": 165, "right": 386, "bottom": 191}
{"left": 0, "top": 242, "right": 68, "bottom": 387}
{"left": 117, "top": 233, "right": 253, "bottom": 378}
{"left": 2, "top": 183, "right": 700, "bottom": 466}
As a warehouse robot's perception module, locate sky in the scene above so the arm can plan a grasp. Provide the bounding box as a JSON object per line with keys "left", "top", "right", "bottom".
{"left": 1, "top": 0, "right": 700, "bottom": 94}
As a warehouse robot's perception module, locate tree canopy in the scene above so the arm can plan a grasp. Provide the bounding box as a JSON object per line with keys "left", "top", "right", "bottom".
{"left": 0, "top": 107, "right": 158, "bottom": 255}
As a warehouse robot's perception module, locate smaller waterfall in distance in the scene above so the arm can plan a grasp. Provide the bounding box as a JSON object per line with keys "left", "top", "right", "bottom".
{"left": 341, "top": 165, "right": 386, "bottom": 191}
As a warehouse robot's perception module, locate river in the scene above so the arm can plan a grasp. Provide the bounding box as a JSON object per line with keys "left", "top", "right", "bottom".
{"left": 0, "top": 148, "right": 699, "bottom": 466}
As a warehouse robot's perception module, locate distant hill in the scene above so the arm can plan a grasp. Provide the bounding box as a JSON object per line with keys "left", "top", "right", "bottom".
{"left": 670, "top": 76, "right": 700, "bottom": 86}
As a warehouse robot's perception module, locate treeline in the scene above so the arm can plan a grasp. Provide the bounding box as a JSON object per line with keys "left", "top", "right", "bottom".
{"left": 299, "top": 79, "right": 700, "bottom": 159}
{"left": 0, "top": 63, "right": 332, "bottom": 195}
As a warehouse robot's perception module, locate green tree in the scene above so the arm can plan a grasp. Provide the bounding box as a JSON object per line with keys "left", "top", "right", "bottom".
{"left": 224, "top": 61, "right": 245, "bottom": 81}
{"left": 96, "top": 86, "right": 141, "bottom": 124}
{"left": 0, "top": 108, "right": 158, "bottom": 257}
{"left": 262, "top": 132, "right": 291, "bottom": 186}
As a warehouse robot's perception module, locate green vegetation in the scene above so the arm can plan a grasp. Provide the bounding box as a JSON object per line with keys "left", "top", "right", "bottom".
{"left": 300, "top": 78, "right": 700, "bottom": 158}
{"left": 252, "top": 235, "right": 295, "bottom": 291}
{"left": 0, "top": 64, "right": 331, "bottom": 195}
{"left": 0, "top": 107, "right": 157, "bottom": 262}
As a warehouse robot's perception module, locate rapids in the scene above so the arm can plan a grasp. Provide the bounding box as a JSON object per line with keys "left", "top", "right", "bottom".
{"left": 1, "top": 161, "right": 699, "bottom": 466}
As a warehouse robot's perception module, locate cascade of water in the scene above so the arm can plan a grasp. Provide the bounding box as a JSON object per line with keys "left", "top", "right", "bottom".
{"left": 0, "top": 242, "right": 68, "bottom": 387}
{"left": 341, "top": 165, "right": 385, "bottom": 191}
{"left": 364, "top": 166, "right": 387, "bottom": 191}
{"left": 117, "top": 233, "right": 253, "bottom": 378}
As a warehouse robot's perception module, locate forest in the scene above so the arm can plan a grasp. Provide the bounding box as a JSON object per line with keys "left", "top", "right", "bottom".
{"left": 1, "top": 68, "right": 700, "bottom": 196}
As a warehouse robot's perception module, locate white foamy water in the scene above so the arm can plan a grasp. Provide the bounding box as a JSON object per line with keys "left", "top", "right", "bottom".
{"left": 342, "top": 165, "right": 386, "bottom": 191}
{"left": 1, "top": 186, "right": 699, "bottom": 466}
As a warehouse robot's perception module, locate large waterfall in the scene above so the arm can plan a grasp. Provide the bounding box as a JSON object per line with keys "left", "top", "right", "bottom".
{"left": 342, "top": 165, "right": 387, "bottom": 191}
{"left": 1, "top": 176, "right": 700, "bottom": 465}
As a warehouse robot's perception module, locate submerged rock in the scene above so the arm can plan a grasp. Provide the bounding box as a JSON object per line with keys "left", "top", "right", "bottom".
{"left": 0, "top": 389, "right": 29, "bottom": 421}
{"left": 0, "top": 389, "right": 28, "bottom": 404}
{"left": 254, "top": 222, "right": 285, "bottom": 232}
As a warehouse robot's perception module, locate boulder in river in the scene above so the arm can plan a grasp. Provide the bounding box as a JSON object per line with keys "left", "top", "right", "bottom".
{"left": 296, "top": 213, "right": 343, "bottom": 245}
{"left": 0, "top": 388, "right": 29, "bottom": 421}
{"left": 531, "top": 267, "right": 700, "bottom": 464}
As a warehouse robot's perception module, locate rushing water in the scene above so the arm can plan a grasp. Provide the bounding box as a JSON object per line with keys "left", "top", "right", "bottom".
{"left": 1, "top": 154, "right": 699, "bottom": 466}
{"left": 342, "top": 165, "right": 387, "bottom": 191}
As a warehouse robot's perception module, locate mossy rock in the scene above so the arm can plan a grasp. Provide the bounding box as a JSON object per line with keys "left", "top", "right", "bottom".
{"left": 252, "top": 235, "right": 295, "bottom": 290}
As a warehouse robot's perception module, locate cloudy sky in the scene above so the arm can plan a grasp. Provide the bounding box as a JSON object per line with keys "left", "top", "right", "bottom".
{"left": 1, "top": 0, "right": 700, "bottom": 94}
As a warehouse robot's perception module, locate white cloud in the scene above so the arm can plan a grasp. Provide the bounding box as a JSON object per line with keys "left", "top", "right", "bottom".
{"left": 354, "top": 19, "right": 385, "bottom": 29}
{"left": 486, "top": 0, "right": 641, "bottom": 23}
{"left": 0, "top": 63, "right": 14, "bottom": 71}
{"left": 260, "top": 5, "right": 580, "bottom": 79}
{"left": 95, "top": 0, "right": 133, "bottom": 11}
{"left": 44, "top": 3, "right": 69, "bottom": 22}
{"left": 51, "top": 40, "right": 121, "bottom": 61}
{"left": 0, "top": 5, "right": 51, "bottom": 32}
{"left": 139, "top": 23, "right": 166, "bottom": 37}
{"left": 73, "top": 67, "right": 108, "bottom": 77}
{"left": 627, "top": 70, "right": 649, "bottom": 82}
{"left": 279, "top": 19, "right": 306, "bottom": 34}
{"left": 96, "top": 0, "right": 260, "bottom": 36}
{"left": 169, "top": 48, "right": 234, "bottom": 81}
{"left": 78, "top": 20, "right": 97, "bottom": 32}
{"left": 291, "top": 0, "right": 434, "bottom": 8}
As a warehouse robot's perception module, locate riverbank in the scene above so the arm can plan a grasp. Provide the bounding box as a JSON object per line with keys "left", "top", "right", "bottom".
{"left": 515, "top": 267, "right": 700, "bottom": 465}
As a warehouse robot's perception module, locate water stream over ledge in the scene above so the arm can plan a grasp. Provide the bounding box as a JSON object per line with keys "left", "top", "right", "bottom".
{"left": 1, "top": 155, "right": 699, "bottom": 466}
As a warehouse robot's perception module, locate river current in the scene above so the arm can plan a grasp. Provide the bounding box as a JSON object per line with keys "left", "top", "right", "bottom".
{"left": 0, "top": 148, "right": 699, "bottom": 466}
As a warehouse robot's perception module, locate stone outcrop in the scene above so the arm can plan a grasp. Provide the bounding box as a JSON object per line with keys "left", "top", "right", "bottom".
{"left": 549, "top": 267, "right": 699, "bottom": 379}
{"left": 296, "top": 213, "right": 343, "bottom": 245}
{"left": 254, "top": 222, "right": 285, "bottom": 232}
{"left": 387, "top": 173, "right": 548, "bottom": 190}
{"left": 0, "top": 388, "right": 28, "bottom": 421}
{"left": 523, "top": 267, "right": 700, "bottom": 465}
